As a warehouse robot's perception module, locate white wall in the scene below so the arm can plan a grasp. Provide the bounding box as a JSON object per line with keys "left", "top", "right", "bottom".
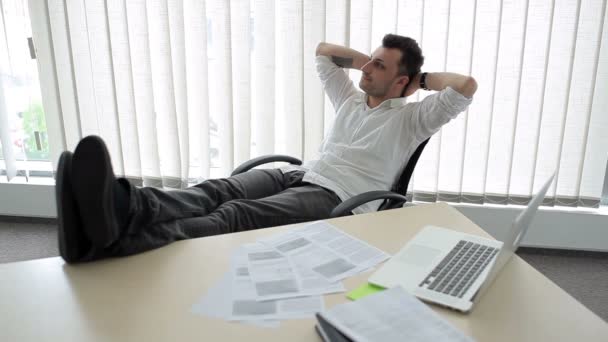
{"left": 0, "top": 180, "right": 56, "bottom": 218}
{"left": 451, "top": 204, "right": 608, "bottom": 252}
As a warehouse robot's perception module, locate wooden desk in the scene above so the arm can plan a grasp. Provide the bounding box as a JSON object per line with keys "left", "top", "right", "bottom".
{"left": 1, "top": 203, "right": 607, "bottom": 341}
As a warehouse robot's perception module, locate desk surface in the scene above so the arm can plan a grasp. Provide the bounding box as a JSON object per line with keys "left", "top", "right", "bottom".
{"left": 1, "top": 203, "right": 607, "bottom": 341}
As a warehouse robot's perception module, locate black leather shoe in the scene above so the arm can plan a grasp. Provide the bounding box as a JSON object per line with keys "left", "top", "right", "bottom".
{"left": 56, "top": 151, "right": 92, "bottom": 263}
{"left": 72, "top": 135, "right": 120, "bottom": 248}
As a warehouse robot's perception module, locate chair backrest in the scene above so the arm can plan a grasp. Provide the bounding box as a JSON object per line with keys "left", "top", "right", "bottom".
{"left": 378, "top": 138, "right": 430, "bottom": 210}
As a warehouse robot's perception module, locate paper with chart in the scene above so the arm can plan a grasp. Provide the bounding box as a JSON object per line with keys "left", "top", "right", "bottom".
{"left": 230, "top": 246, "right": 325, "bottom": 320}
{"left": 295, "top": 222, "right": 390, "bottom": 270}
{"left": 320, "top": 287, "right": 474, "bottom": 342}
{"left": 258, "top": 221, "right": 390, "bottom": 282}
{"left": 243, "top": 243, "right": 344, "bottom": 301}
{"left": 191, "top": 247, "right": 325, "bottom": 323}
{"left": 190, "top": 272, "right": 281, "bottom": 328}
{"left": 190, "top": 272, "right": 280, "bottom": 327}
{"left": 191, "top": 221, "right": 390, "bottom": 325}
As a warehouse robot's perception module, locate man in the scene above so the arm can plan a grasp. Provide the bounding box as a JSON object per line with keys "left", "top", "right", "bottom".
{"left": 56, "top": 34, "right": 477, "bottom": 263}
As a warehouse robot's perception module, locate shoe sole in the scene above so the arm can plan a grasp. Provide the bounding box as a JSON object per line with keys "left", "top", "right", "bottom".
{"left": 72, "top": 136, "right": 119, "bottom": 248}
{"left": 56, "top": 151, "right": 91, "bottom": 263}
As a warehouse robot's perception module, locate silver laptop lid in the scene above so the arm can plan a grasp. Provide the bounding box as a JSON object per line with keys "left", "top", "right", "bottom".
{"left": 472, "top": 173, "right": 555, "bottom": 303}
{"left": 502, "top": 173, "right": 555, "bottom": 260}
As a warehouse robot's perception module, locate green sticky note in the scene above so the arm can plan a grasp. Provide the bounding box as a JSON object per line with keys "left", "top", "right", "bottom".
{"left": 346, "top": 283, "right": 386, "bottom": 301}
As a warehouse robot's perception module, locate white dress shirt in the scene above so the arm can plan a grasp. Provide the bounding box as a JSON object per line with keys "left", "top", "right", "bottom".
{"left": 282, "top": 55, "right": 472, "bottom": 214}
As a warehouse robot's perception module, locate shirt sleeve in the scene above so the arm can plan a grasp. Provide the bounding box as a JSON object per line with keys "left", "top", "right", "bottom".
{"left": 407, "top": 86, "right": 473, "bottom": 142}
{"left": 316, "top": 55, "right": 359, "bottom": 111}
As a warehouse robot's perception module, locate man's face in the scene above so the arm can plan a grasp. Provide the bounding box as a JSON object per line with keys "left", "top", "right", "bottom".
{"left": 359, "top": 47, "right": 405, "bottom": 98}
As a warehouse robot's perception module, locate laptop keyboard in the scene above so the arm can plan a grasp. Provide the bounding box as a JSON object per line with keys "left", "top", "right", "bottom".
{"left": 418, "top": 240, "right": 498, "bottom": 298}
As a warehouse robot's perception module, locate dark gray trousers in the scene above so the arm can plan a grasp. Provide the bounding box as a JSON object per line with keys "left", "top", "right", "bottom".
{"left": 108, "top": 169, "right": 342, "bottom": 256}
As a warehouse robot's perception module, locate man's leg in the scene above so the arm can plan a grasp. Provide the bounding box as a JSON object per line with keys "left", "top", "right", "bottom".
{"left": 121, "top": 168, "right": 290, "bottom": 236}
{"left": 109, "top": 184, "right": 342, "bottom": 257}
{"left": 62, "top": 135, "right": 294, "bottom": 261}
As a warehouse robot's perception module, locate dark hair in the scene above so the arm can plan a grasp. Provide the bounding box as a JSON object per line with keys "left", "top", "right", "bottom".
{"left": 382, "top": 34, "right": 424, "bottom": 95}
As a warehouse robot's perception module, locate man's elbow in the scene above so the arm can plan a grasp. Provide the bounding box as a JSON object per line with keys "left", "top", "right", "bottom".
{"left": 316, "top": 42, "right": 327, "bottom": 56}
{"left": 461, "top": 76, "right": 478, "bottom": 98}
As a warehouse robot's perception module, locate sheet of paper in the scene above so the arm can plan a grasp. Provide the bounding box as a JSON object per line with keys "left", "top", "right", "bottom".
{"left": 230, "top": 294, "right": 325, "bottom": 321}
{"left": 320, "top": 287, "right": 474, "bottom": 342}
{"left": 244, "top": 243, "right": 302, "bottom": 300}
{"left": 259, "top": 221, "right": 390, "bottom": 282}
{"left": 190, "top": 273, "right": 281, "bottom": 328}
{"left": 191, "top": 245, "right": 329, "bottom": 324}
{"left": 229, "top": 244, "right": 324, "bottom": 320}
{"left": 191, "top": 272, "right": 232, "bottom": 319}
{"left": 243, "top": 243, "right": 345, "bottom": 300}
{"left": 296, "top": 221, "right": 390, "bottom": 271}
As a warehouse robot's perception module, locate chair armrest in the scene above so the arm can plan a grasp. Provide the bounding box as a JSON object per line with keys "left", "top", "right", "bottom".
{"left": 329, "top": 191, "right": 407, "bottom": 218}
{"left": 231, "top": 155, "right": 302, "bottom": 176}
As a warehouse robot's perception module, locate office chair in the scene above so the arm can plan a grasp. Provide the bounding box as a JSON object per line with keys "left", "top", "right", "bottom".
{"left": 231, "top": 138, "right": 430, "bottom": 218}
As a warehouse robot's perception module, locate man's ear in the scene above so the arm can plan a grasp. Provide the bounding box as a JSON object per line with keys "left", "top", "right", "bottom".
{"left": 398, "top": 75, "right": 411, "bottom": 97}
{"left": 396, "top": 75, "right": 409, "bottom": 93}
{"left": 397, "top": 75, "right": 409, "bottom": 87}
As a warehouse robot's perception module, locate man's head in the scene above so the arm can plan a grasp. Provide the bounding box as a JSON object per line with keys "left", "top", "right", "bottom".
{"left": 359, "top": 34, "right": 424, "bottom": 99}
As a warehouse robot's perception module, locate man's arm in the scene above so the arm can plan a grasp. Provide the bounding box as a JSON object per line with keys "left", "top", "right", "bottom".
{"left": 408, "top": 72, "right": 478, "bottom": 98}
{"left": 316, "top": 42, "right": 370, "bottom": 70}
{"left": 407, "top": 72, "right": 476, "bottom": 141}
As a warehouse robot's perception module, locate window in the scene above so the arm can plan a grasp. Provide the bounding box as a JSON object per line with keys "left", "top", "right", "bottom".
{"left": 0, "top": 0, "right": 51, "bottom": 180}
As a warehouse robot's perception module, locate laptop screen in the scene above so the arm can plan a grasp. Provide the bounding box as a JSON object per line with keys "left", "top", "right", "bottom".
{"left": 472, "top": 173, "right": 555, "bottom": 304}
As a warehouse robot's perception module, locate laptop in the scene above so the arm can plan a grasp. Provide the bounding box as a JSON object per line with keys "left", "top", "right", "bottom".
{"left": 368, "top": 174, "right": 555, "bottom": 313}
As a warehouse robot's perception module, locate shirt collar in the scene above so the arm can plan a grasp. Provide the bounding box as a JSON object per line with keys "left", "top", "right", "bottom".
{"left": 355, "top": 93, "right": 407, "bottom": 109}
{"left": 386, "top": 97, "right": 407, "bottom": 108}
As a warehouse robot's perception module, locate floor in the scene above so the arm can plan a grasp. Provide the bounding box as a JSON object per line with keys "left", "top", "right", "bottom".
{"left": 1, "top": 218, "right": 607, "bottom": 322}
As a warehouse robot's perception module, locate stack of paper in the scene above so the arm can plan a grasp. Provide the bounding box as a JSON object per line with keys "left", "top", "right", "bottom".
{"left": 316, "top": 287, "right": 474, "bottom": 342}
{"left": 192, "top": 221, "right": 390, "bottom": 327}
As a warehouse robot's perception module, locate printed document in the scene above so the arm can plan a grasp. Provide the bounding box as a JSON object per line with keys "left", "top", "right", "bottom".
{"left": 243, "top": 243, "right": 344, "bottom": 300}
{"left": 259, "top": 221, "right": 389, "bottom": 282}
{"left": 319, "top": 287, "right": 474, "bottom": 342}
{"left": 191, "top": 247, "right": 326, "bottom": 323}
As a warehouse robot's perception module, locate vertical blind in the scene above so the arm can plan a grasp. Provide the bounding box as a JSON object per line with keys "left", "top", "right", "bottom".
{"left": 21, "top": 0, "right": 608, "bottom": 208}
